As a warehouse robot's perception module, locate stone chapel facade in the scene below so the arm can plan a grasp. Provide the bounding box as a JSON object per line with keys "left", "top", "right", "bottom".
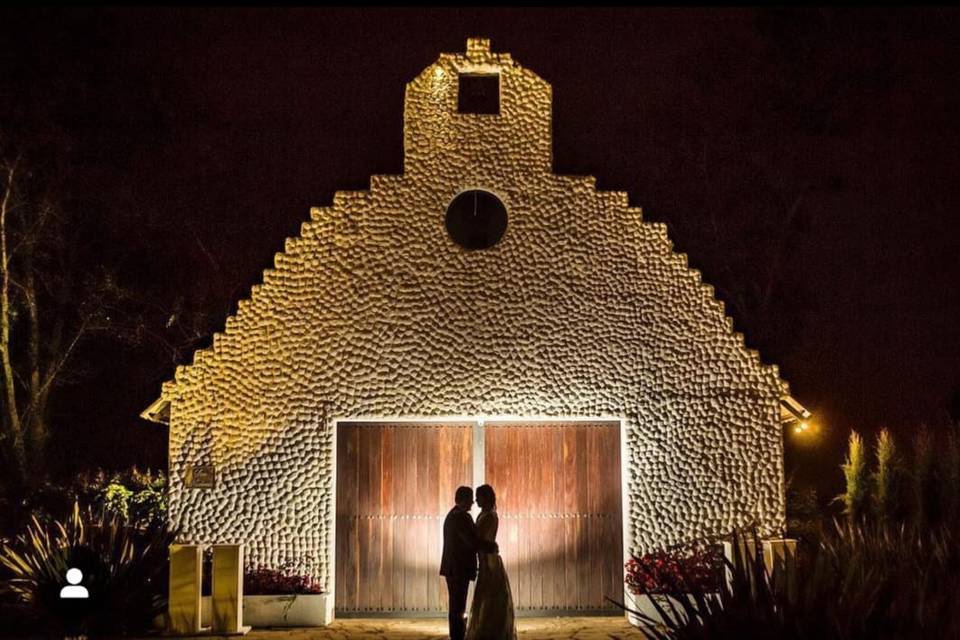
{"left": 144, "top": 39, "right": 802, "bottom": 615}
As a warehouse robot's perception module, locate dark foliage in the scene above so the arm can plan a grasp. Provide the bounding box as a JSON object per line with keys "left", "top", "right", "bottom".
{"left": 243, "top": 566, "right": 324, "bottom": 596}
{"left": 612, "top": 523, "right": 960, "bottom": 640}
{"left": 625, "top": 542, "right": 724, "bottom": 595}
{"left": 0, "top": 501, "right": 176, "bottom": 637}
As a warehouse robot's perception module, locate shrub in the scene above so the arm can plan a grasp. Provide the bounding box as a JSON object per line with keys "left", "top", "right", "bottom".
{"left": 940, "top": 426, "right": 960, "bottom": 528}
{"left": 625, "top": 542, "right": 723, "bottom": 595}
{"left": 786, "top": 484, "right": 823, "bottom": 543}
{"left": 0, "top": 467, "right": 168, "bottom": 540}
{"left": 0, "top": 501, "right": 176, "bottom": 637}
{"left": 198, "top": 555, "right": 324, "bottom": 597}
{"left": 91, "top": 468, "right": 167, "bottom": 530}
{"left": 243, "top": 567, "right": 324, "bottom": 595}
{"left": 101, "top": 483, "right": 134, "bottom": 520}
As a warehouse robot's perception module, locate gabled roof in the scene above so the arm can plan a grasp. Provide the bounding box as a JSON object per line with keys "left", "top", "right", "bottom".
{"left": 140, "top": 38, "right": 809, "bottom": 427}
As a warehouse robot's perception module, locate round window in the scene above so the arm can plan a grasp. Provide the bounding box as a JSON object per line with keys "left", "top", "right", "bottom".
{"left": 444, "top": 190, "right": 508, "bottom": 250}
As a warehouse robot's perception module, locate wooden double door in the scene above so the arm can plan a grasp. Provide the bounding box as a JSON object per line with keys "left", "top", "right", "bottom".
{"left": 335, "top": 420, "right": 623, "bottom": 615}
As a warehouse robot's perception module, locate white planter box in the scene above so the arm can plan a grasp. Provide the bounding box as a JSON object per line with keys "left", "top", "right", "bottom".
{"left": 201, "top": 593, "right": 333, "bottom": 628}
{"left": 625, "top": 593, "right": 718, "bottom": 628}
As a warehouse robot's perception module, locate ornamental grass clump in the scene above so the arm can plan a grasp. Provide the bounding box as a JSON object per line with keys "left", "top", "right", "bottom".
{"left": 870, "top": 428, "right": 903, "bottom": 523}
{"left": 840, "top": 431, "right": 868, "bottom": 522}
{"left": 837, "top": 427, "right": 960, "bottom": 533}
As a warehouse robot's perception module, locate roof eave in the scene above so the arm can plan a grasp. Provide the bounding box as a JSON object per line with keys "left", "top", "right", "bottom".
{"left": 141, "top": 396, "right": 171, "bottom": 425}
{"left": 779, "top": 394, "right": 811, "bottom": 424}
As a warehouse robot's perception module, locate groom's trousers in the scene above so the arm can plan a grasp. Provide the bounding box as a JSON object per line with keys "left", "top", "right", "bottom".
{"left": 445, "top": 577, "right": 470, "bottom": 640}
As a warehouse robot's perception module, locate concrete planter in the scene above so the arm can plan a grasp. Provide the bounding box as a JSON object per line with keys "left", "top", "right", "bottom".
{"left": 625, "top": 593, "right": 718, "bottom": 628}
{"left": 201, "top": 593, "right": 333, "bottom": 627}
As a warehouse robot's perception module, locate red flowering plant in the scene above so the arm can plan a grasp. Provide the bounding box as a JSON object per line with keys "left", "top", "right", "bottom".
{"left": 243, "top": 566, "right": 324, "bottom": 595}
{"left": 625, "top": 541, "right": 724, "bottom": 595}
{"left": 199, "top": 553, "right": 324, "bottom": 596}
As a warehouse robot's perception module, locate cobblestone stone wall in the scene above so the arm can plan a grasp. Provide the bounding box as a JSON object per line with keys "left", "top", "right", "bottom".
{"left": 161, "top": 38, "right": 787, "bottom": 591}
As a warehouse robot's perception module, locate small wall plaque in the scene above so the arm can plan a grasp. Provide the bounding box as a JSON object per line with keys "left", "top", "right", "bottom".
{"left": 185, "top": 465, "right": 216, "bottom": 489}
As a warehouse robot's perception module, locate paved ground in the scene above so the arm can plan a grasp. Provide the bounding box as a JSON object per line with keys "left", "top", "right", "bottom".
{"left": 232, "top": 617, "right": 649, "bottom": 640}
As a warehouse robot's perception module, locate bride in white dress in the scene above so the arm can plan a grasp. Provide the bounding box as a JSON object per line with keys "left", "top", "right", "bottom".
{"left": 466, "top": 484, "right": 517, "bottom": 640}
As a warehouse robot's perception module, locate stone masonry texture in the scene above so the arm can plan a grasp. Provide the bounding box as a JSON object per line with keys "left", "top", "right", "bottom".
{"left": 161, "top": 38, "right": 788, "bottom": 595}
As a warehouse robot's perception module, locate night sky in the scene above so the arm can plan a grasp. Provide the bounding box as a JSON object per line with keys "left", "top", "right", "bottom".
{"left": 2, "top": 8, "right": 959, "bottom": 497}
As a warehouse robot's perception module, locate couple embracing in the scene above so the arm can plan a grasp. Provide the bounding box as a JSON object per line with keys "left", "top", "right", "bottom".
{"left": 440, "top": 484, "right": 517, "bottom": 640}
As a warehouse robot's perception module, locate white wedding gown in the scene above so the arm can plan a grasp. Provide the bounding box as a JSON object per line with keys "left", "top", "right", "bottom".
{"left": 466, "top": 509, "right": 517, "bottom": 640}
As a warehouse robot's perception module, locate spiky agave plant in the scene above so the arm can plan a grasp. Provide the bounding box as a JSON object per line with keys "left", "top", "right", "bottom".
{"left": 0, "top": 501, "right": 176, "bottom": 637}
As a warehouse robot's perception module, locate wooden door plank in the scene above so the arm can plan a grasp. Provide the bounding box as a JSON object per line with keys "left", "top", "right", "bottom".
{"left": 575, "top": 426, "right": 588, "bottom": 610}
{"left": 461, "top": 423, "right": 473, "bottom": 486}
{"left": 564, "top": 513, "right": 577, "bottom": 609}
{"left": 562, "top": 426, "right": 577, "bottom": 517}
{"left": 588, "top": 426, "right": 603, "bottom": 608}
{"left": 532, "top": 505, "right": 544, "bottom": 610}
{"left": 515, "top": 426, "right": 529, "bottom": 610}
{"left": 357, "top": 427, "right": 369, "bottom": 612}
{"left": 355, "top": 427, "right": 369, "bottom": 611}
{"left": 393, "top": 426, "right": 406, "bottom": 611}
{"left": 335, "top": 426, "right": 346, "bottom": 609}
{"left": 380, "top": 427, "right": 394, "bottom": 612}
{"left": 438, "top": 425, "right": 452, "bottom": 516}
{"left": 402, "top": 427, "right": 415, "bottom": 610}
{"left": 392, "top": 426, "right": 406, "bottom": 611}
{"left": 602, "top": 425, "right": 621, "bottom": 610}
{"left": 531, "top": 426, "right": 544, "bottom": 611}
{"left": 543, "top": 426, "right": 559, "bottom": 610}
{"left": 381, "top": 426, "right": 394, "bottom": 515}
{"left": 554, "top": 425, "right": 566, "bottom": 611}
{"left": 382, "top": 515, "right": 394, "bottom": 612}
{"left": 415, "top": 426, "right": 429, "bottom": 611}
{"left": 337, "top": 425, "right": 360, "bottom": 610}
{"left": 371, "top": 427, "right": 384, "bottom": 611}
{"left": 430, "top": 426, "right": 442, "bottom": 611}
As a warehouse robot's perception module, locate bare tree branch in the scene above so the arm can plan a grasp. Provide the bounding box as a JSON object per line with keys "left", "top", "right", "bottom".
{"left": 0, "top": 155, "right": 26, "bottom": 476}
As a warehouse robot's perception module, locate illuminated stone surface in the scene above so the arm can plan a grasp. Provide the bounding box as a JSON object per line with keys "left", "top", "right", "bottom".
{"left": 168, "top": 544, "right": 203, "bottom": 635}
{"left": 161, "top": 38, "right": 787, "bottom": 592}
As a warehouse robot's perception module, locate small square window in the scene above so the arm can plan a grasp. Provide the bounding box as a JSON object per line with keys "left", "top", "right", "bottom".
{"left": 458, "top": 74, "right": 500, "bottom": 114}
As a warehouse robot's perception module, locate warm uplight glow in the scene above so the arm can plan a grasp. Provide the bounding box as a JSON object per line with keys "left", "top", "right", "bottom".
{"left": 789, "top": 418, "right": 821, "bottom": 446}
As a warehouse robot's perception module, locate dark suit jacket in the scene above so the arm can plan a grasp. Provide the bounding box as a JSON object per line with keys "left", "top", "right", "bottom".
{"left": 439, "top": 507, "right": 495, "bottom": 580}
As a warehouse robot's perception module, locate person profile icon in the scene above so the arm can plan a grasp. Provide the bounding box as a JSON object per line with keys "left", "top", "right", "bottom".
{"left": 59, "top": 568, "right": 89, "bottom": 599}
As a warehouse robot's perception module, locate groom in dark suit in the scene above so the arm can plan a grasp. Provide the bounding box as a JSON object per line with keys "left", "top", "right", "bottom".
{"left": 440, "top": 486, "right": 498, "bottom": 640}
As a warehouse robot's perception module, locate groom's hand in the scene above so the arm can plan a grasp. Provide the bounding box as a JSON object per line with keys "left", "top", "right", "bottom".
{"left": 482, "top": 540, "right": 499, "bottom": 554}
